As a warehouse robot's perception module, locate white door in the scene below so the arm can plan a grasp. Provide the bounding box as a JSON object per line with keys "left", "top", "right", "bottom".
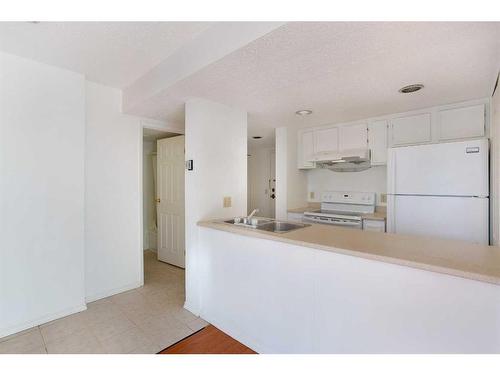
{"left": 368, "top": 120, "right": 388, "bottom": 165}
{"left": 298, "top": 130, "right": 315, "bottom": 169}
{"left": 339, "top": 123, "right": 367, "bottom": 151}
{"left": 437, "top": 104, "right": 485, "bottom": 141}
{"left": 387, "top": 139, "right": 489, "bottom": 197}
{"left": 390, "top": 113, "right": 432, "bottom": 146}
{"left": 387, "top": 195, "right": 489, "bottom": 244}
{"left": 314, "top": 126, "right": 339, "bottom": 153}
{"left": 157, "top": 136, "right": 185, "bottom": 268}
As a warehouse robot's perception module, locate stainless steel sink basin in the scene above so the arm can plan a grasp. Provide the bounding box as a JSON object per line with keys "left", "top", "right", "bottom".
{"left": 224, "top": 218, "right": 309, "bottom": 233}
{"left": 257, "top": 221, "right": 310, "bottom": 233}
{"left": 224, "top": 218, "right": 274, "bottom": 227}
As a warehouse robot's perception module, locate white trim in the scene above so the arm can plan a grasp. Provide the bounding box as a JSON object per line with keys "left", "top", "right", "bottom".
{"left": 183, "top": 300, "right": 200, "bottom": 316}
{"left": 85, "top": 281, "right": 142, "bottom": 303}
{"left": 0, "top": 304, "right": 87, "bottom": 339}
{"left": 138, "top": 124, "right": 145, "bottom": 287}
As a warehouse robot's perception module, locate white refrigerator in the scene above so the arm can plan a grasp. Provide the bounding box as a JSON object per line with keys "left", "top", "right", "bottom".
{"left": 387, "top": 138, "right": 489, "bottom": 244}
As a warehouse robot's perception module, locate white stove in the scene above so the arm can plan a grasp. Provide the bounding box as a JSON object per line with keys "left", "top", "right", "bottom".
{"left": 303, "top": 191, "right": 376, "bottom": 229}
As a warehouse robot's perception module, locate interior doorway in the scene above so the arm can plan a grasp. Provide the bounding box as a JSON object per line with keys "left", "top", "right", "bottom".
{"left": 142, "top": 128, "right": 185, "bottom": 268}
{"left": 247, "top": 147, "right": 276, "bottom": 219}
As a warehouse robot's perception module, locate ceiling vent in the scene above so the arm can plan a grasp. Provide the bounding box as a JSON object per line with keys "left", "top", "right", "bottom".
{"left": 399, "top": 84, "right": 424, "bottom": 94}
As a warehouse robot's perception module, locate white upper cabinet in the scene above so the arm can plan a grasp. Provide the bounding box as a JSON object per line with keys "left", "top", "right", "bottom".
{"left": 296, "top": 99, "right": 489, "bottom": 170}
{"left": 437, "top": 104, "right": 485, "bottom": 141}
{"left": 390, "top": 113, "right": 432, "bottom": 146}
{"left": 314, "top": 126, "right": 339, "bottom": 154}
{"left": 297, "top": 129, "right": 315, "bottom": 169}
{"left": 368, "top": 120, "right": 388, "bottom": 165}
{"left": 339, "top": 123, "right": 368, "bottom": 151}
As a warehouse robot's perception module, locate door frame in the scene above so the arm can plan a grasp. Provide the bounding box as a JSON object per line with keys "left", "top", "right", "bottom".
{"left": 138, "top": 120, "right": 184, "bottom": 286}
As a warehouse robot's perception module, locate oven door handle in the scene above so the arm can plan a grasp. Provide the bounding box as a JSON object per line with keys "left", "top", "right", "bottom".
{"left": 331, "top": 220, "right": 361, "bottom": 226}
{"left": 303, "top": 216, "right": 360, "bottom": 226}
{"left": 303, "top": 216, "right": 328, "bottom": 224}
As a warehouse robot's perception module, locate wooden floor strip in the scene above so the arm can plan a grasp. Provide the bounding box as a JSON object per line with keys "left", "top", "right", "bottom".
{"left": 158, "top": 325, "right": 256, "bottom": 354}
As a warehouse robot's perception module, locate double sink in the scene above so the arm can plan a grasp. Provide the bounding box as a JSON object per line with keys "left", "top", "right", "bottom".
{"left": 224, "top": 217, "right": 310, "bottom": 233}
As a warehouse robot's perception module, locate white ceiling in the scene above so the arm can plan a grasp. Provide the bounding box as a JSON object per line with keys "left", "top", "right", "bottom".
{"left": 1, "top": 22, "right": 499, "bottom": 149}
{"left": 0, "top": 22, "right": 212, "bottom": 88}
{"left": 126, "top": 22, "right": 500, "bottom": 148}
{"left": 143, "top": 128, "right": 180, "bottom": 142}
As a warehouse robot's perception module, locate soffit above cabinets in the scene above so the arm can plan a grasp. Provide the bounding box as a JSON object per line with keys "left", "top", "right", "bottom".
{"left": 0, "top": 22, "right": 498, "bottom": 137}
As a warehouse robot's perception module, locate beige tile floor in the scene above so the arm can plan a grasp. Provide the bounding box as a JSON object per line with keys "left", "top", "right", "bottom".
{"left": 0, "top": 250, "right": 207, "bottom": 354}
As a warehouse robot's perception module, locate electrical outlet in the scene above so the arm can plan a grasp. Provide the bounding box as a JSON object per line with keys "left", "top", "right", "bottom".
{"left": 380, "top": 193, "right": 387, "bottom": 204}
{"left": 223, "top": 196, "right": 232, "bottom": 208}
{"left": 309, "top": 191, "right": 315, "bottom": 199}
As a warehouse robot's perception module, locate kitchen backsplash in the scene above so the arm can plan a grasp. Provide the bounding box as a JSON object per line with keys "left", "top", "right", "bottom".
{"left": 307, "top": 165, "right": 387, "bottom": 206}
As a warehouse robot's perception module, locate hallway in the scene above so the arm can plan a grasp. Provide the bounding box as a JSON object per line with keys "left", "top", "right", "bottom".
{"left": 0, "top": 251, "right": 207, "bottom": 354}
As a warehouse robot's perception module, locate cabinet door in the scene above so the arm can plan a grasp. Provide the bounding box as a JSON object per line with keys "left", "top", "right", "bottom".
{"left": 362, "top": 219, "right": 385, "bottom": 232}
{"left": 298, "top": 130, "right": 315, "bottom": 169}
{"left": 314, "top": 126, "right": 339, "bottom": 154}
{"left": 438, "top": 104, "right": 485, "bottom": 141}
{"left": 339, "top": 123, "right": 368, "bottom": 151}
{"left": 368, "top": 120, "right": 388, "bottom": 165}
{"left": 390, "top": 113, "right": 432, "bottom": 146}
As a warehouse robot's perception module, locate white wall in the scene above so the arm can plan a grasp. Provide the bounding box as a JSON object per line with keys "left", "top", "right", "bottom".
{"left": 142, "top": 140, "right": 156, "bottom": 250}
{"left": 248, "top": 147, "right": 274, "bottom": 218}
{"left": 85, "top": 81, "right": 144, "bottom": 301}
{"left": 184, "top": 98, "right": 247, "bottom": 315}
{"left": 84, "top": 82, "right": 178, "bottom": 302}
{"left": 491, "top": 86, "right": 500, "bottom": 244}
{"left": 198, "top": 227, "right": 500, "bottom": 353}
{"left": 275, "top": 126, "right": 308, "bottom": 219}
{"left": 0, "top": 52, "right": 86, "bottom": 337}
{"left": 307, "top": 166, "right": 387, "bottom": 205}
{"left": 286, "top": 127, "right": 308, "bottom": 210}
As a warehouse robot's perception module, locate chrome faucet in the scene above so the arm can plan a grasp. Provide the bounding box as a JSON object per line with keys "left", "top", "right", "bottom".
{"left": 247, "top": 208, "right": 259, "bottom": 221}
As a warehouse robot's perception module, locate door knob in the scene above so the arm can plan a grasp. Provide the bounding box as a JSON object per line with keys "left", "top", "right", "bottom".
{"left": 156, "top": 198, "right": 160, "bottom": 203}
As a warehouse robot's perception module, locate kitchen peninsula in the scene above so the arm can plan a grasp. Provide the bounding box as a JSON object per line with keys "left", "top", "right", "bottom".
{"left": 191, "top": 219, "right": 500, "bottom": 353}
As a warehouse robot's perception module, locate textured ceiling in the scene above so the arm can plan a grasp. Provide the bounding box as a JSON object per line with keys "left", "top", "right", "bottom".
{"left": 1, "top": 22, "right": 499, "bottom": 149}
{"left": 0, "top": 22, "right": 212, "bottom": 88}
{"left": 127, "top": 22, "right": 500, "bottom": 148}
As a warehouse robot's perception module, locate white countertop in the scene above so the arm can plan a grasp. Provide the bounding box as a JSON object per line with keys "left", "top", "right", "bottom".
{"left": 198, "top": 218, "right": 500, "bottom": 285}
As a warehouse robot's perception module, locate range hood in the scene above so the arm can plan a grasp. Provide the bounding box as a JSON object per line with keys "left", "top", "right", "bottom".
{"left": 311, "top": 148, "right": 371, "bottom": 172}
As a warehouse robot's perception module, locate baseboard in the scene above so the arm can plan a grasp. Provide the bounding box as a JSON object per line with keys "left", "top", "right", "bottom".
{"left": 0, "top": 303, "right": 87, "bottom": 339}
{"left": 85, "top": 281, "right": 143, "bottom": 303}
{"left": 183, "top": 300, "right": 200, "bottom": 316}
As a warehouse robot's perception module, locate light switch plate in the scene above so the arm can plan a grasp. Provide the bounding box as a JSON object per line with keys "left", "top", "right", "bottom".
{"left": 223, "top": 196, "right": 232, "bottom": 208}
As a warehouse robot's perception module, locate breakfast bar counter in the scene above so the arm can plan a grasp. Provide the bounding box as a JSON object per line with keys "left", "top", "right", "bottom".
{"left": 198, "top": 219, "right": 500, "bottom": 285}
{"left": 190, "top": 218, "right": 500, "bottom": 353}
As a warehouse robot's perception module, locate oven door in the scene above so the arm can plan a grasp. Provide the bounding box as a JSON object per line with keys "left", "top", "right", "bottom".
{"left": 303, "top": 215, "right": 362, "bottom": 229}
